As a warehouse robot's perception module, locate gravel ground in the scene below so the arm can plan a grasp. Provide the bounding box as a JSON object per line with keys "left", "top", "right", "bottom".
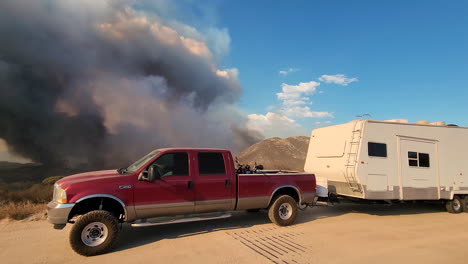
{"left": 0, "top": 202, "right": 467, "bottom": 264}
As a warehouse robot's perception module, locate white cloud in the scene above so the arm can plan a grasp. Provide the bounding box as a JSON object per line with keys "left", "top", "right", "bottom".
{"left": 318, "top": 74, "right": 358, "bottom": 86}
{"left": 246, "top": 78, "right": 334, "bottom": 138}
{"left": 281, "top": 97, "right": 309, "bottom": 107}
{"left": 281, "top": 106, "right": 333, "bottom": 118}
{"left": 277, "top": 81, "right": 319, "bottom": 100}
{"left": 314, "top": 121, "right": 332, "bottom": 126}
{"left": 279, "top": 68, "right": 299, "bottom": 76}
{"left": 276, "top": 81, "right": 332, "bottom": 118}
{"left": 247, "top": 112, "right": 303, "bottom": 138}
{"left": 215, "top": 68, "right": 239, "bottom": 80}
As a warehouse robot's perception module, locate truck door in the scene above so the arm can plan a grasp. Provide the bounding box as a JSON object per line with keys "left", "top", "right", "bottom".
{"left": 133, "top": 151, "right": 195, "bottom": 219}
{"left": 398, "top": 138, "right": 439, "bottom": 200}
{"left": 193, "top": 151, "right": 236, "bottom": 213}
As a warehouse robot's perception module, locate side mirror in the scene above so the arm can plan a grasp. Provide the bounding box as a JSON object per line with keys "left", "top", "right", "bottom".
{"left": 138, "top": 170, "right": 149, "bottom": 181}
{"left": 138, "top": 165, "right": 161, "bottom": 182}
{"left": 148, "top": 165, "right": 162, "bottom": 181}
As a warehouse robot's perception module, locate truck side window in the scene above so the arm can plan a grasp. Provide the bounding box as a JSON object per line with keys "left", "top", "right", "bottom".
{"left": 198, "top": 152, "right": 226, "bottom": 175}
{"left": 151, "top": 152, "right": 189, "bottom": 177}
{"left": 368, "top": 142, "right": 387, "bottom": 157}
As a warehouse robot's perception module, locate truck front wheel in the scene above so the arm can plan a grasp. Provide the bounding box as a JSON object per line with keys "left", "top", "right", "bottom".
{"left": 69, "top": 210, "right": 119, "bottom": 256}
{"left": 268, "top": 195, "right": 297, "bottom": 226}
{"left": 446, "top": 196, "right": 463, "bottom": 214}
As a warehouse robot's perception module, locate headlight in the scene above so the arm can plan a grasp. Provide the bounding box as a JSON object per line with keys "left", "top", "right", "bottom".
{"left": 53, "top": 183, "right": 67, "bottom": 204}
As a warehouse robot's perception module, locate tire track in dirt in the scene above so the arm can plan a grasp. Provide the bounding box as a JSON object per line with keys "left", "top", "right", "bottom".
{"left": 227, "top": 226, "right": 311, "bottom": 264}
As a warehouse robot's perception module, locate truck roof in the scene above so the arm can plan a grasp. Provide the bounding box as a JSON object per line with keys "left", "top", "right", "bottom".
{"left": 155, "top": 147, "right": 231, "bottom": 152}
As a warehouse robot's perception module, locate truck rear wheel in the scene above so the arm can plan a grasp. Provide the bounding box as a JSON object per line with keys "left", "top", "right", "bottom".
{"left": 462, "top": 196, "right": 468, "bottom": 212}
{"left": 446, "top": 196, "right": 463, "bottom": 214}
{"left": 69, "top": 210, "right": 119, "bottom": 256}
{"left": 268, "top": 195, "right": 297, "bottom": 226}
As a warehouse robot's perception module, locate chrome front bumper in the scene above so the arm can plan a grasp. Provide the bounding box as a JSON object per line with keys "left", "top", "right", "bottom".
{"left": 47, "top": 201, "right": 75, "bottom": 225}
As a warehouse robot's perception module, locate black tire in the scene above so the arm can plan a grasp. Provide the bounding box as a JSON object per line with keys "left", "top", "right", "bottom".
{"left": 446, "top": 196, "right": 463, "bottom": 214}
{"left": 69, "top": 210, "right": 119, "bottom": 256}
{"left": 268, "top": 195, "right": 298, "bottom": 226}
{"left": 246, "top": 209, "right": 260, "bottom": 213}
{"left": 462, "top": 196, "right": 468, "bottom": 212}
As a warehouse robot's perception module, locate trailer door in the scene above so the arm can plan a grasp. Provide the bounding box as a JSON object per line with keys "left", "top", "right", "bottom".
{"left": 398, "top": 138, "right": 439, "bottom": 200}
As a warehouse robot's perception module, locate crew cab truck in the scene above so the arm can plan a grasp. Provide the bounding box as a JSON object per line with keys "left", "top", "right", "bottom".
{"left": 47, "top": 148, "right": 316, "bottom": 256}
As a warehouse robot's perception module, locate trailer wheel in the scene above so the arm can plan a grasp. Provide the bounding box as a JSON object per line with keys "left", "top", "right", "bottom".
{"left": 69, "top": 210, "right": 119, "bottom": 256}
{"left": 462, "top": 196, "right": 468, "bottom": 212}
{"left": 446, "top": 196, "right": 463, "bottom": 214}
{"left": 268, "top": 195, "right": 297, "bottom": 226}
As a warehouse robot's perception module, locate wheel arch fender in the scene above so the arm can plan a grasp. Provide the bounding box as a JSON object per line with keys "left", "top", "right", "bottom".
{"left": 267, "top": 185, "right": 302, "bottom": 206}
{"left": 69, "top": 194, "right": 128, "bottom": 221}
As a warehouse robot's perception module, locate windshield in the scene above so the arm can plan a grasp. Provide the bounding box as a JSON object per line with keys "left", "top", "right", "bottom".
{"left": 126, "top": 150, "right": 160, "bottom": 173}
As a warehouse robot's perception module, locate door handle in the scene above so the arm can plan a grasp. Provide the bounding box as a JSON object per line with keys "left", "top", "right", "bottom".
{"left": 225, "top": 179, "right": 231, "bottom": 187}
{"left": 188, "top": 181, "right": 194, "bottom": 189}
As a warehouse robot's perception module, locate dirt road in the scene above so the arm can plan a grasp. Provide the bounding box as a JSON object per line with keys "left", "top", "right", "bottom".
{"left": 1, "top": 203, "right": 467, "bottom": 264}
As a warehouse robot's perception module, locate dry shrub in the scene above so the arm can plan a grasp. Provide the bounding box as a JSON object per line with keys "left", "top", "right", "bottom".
{"left": 0, "top": 182, "right": 53, "bottom": 221}
{"left": 0, "top": 202, "right": 46, "bottom": 220}
{"left": 0, "top": 183, "right": 53, "bottom": 203}
{"left": 42, "top": 176, "right": 63, "bottom": 185}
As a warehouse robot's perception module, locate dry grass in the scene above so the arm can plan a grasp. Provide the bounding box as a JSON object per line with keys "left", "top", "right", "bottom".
{"left": 0, "top": 177, "right": 60, "bottom": 221}
{"left": 0, "top": 202, "right": 47, "bottom": 220}
{"left": 0, "top": 183, "right": 53, "bottom": 203}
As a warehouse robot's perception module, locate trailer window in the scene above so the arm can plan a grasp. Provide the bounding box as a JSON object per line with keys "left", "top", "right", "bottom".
{"left": 408, "top": 152, "right": 418, "bottom": 167}
{"left": 198, "top": 152, "right": 226, "bottom": 175}
{"left": 408, "top": 159, "right": 418, "bottom": 167}
{"left": 418, "top": 153, "right": 430, "bottom": 167}
{"left": 368, "top": 142, "right": 387, "bottom": 157}
{"left": 407, "top": 151, "right": 430, "bottom": 168}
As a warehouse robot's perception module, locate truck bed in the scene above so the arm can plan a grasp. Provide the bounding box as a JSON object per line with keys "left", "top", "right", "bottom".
{"left": 236, "top": 172, "right": 316, "bottom": 210}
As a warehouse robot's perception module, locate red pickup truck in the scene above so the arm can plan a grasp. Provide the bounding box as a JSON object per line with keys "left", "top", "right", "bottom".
{"left": 47, "top": 148, "right": 316, "bottom": 256}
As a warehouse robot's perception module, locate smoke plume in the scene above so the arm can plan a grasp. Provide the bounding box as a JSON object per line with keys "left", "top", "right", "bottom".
{"left": 0, "top": 0, "right": 262, "bottom": 168}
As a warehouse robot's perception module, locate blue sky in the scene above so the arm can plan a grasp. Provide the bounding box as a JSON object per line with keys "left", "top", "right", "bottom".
{"left": 208, "top": 0, "right": 468, "bottom": 136}
{"left": 1, "top": 0, "right": 468, "bottom": 162}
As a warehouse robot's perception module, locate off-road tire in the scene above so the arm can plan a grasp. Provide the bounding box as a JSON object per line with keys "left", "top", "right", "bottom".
{"left": 268, "top": 195, "right": 297, "bottom": 226}
{"left": 246, "top": 209, "right": 260, "bottom": 213}
{"left": 461, "top": 196, "right": 468, "bottom": 212}
{"left": 446, "top": 196, "right": 463, "bottom": 214}
{"left": 69, "top": 210, "right": 119, "bottom": 256}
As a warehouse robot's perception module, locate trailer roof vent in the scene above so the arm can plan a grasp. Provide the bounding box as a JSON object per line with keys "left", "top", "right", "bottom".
{"left": 415, "top": 120, "right": 430, "bottom": 125}
{"left": 429, "top": 121, "right": 446, "bottom": 126}
{"left": 384, "top": 119, "right": 408, "bottom": 123}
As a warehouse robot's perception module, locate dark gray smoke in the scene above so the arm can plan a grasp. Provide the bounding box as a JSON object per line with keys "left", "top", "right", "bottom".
{"left": 0, "top": 0, "right": 262, "bottom": 168}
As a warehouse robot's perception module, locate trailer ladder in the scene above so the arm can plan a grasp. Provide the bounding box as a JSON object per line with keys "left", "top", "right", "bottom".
{"left": 344, "top": 120, "right": 364, "bottom": 192}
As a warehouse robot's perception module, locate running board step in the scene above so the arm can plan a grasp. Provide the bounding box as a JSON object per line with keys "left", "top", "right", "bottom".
{"left": 131, "top": 213, "right": 232, "bottom": 227}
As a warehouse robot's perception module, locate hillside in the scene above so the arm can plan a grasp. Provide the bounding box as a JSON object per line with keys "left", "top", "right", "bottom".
{"left": 236, "top": 136, "right": 310, "bottom": 171}
{"left": 0, "top": 162, "right": 82, "bottom": 184}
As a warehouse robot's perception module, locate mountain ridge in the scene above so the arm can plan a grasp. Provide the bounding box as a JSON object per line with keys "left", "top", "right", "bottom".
{"left": 236, "top": 136, "right": 310, "bottom": 171}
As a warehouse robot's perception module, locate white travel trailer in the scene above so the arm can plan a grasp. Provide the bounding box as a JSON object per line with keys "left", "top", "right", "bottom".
{"left": 304, "top": 119, "right": 468, "bottom": 213}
